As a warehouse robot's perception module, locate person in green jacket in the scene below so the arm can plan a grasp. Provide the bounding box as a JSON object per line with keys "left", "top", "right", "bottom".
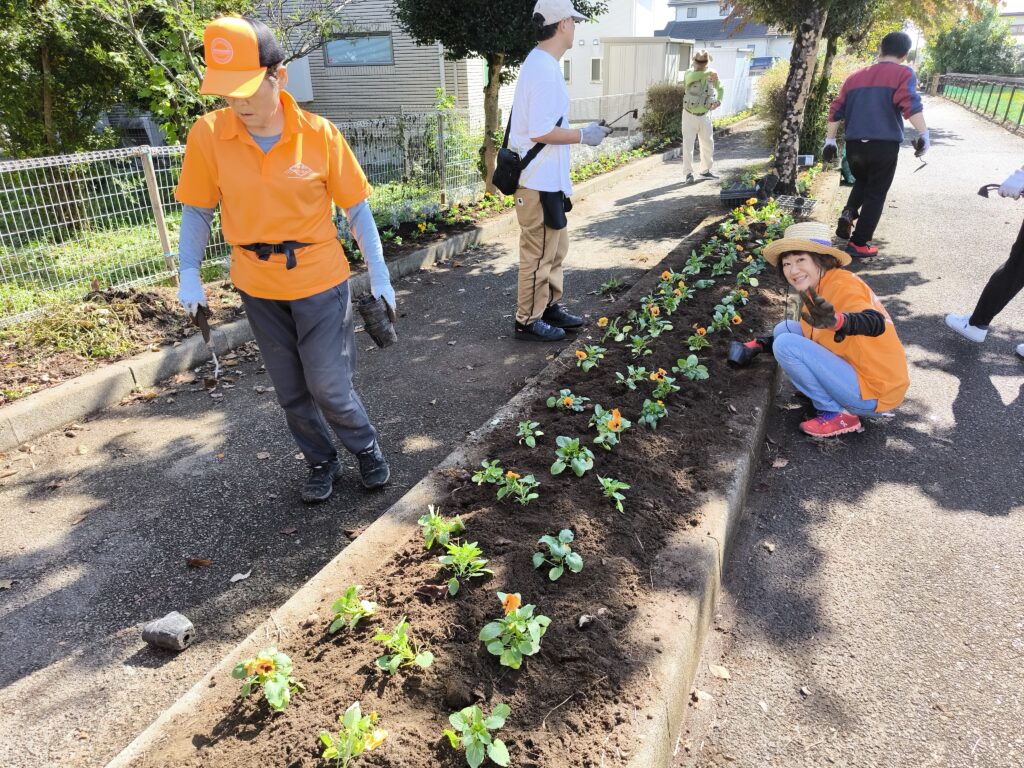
{"left": 681, "top": 49, "right": 724, "bottom": 184}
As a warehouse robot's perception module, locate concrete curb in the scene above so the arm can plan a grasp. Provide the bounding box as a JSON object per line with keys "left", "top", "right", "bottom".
{"left": 105, "top": 213, "right": 777, "bottom": 768}
{"left": 0, "top": 143, "right": 687, "bottom": 454}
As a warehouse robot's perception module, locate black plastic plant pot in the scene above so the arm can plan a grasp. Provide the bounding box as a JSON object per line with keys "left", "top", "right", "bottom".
{"left": 357, "top": 295, "right": 398, "bottom": 348}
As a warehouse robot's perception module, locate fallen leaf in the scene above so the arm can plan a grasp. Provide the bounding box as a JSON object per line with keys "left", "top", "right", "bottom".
{"left": 344, "top": 528, "right": 364, "bottom": 540}
{"left": 74, "top": 445, "right": 88, "bottom": 455}
{"left": 772, "top": 457, "right": 789, "bottom": 469}
{"left": 294, "top": 452, "right": 304, "bottom": 461}
{"left": 578, "top": 614, "right": 595, "bottom": 629}
{"left": 452, "top": 260, "right": 464, "bottom": 267}
{"left": 709, "top": 663, "right": 732, "bottom": 680}
{"left": 690, "top": 689, "right": 714, "bottom": 708}
{"left": 216, "top": 453, "right": 225, "bottom": 460}
{"left": 0, "top": 469, "right": 19, "bottom": 479}
{"left": 727, "top": 403, "right": 738, "bottom": 414}
{"left": 279, "top": 527, "right": 298, "bottom": 536}
{"left": 447, "top": 340, "right": 457, "bottom": 346}
{"left": 47, "top": 478, "right": 67, "bottom": 490}
{"left": 800, "top": 686, "right": 811, "bottom": 696}
{"left": 230, "top": 569, "right": 252, "bottom": 583}
{"left": 414, "top": 583, "right": 449, "bottom": 602}
{"left": 187, "top": 558, "right": 213, "bottom": 568}
{"left": 174, "top": 373, "right": 196, "bottom": 385}
{"left": 256, "top": 451, "right": 271, "bottom": 460}
{"left": 763, "top": 541, "right": 776, "bottom": 553}
{"left": 759, "top": 700, "right": 769, "bottom": 714}
{"left": 0, "top": 579, "right": 15, "bottom": 590}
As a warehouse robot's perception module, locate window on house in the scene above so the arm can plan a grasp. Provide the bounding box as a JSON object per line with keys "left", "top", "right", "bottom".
{"left": 563, "top": 59, "right": 571, "bottom": 83}
{"left": 591, "top": 58, "right": 601, "bottom": 82}
{"left": 720, "top": 5, "right": 730, "bottom": 15}
{"left": 686, "top": 7, "right": 697, "bottom": 17}
{"left": 325, "top": 32, "right": 394, "bottom": 66}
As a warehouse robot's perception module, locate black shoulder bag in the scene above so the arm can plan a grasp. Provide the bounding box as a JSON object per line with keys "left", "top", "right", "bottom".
{"left": 491, "top": 110, "right": 563, "bottom": 196}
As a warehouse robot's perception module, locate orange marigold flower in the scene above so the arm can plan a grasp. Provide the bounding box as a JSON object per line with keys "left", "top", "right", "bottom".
{"left": 563, "top": 396, "right": 574, "bottom": 407}
{"left": 648, "top": 305, "right": 661, "bottom": 317}
{"left": 673, "top": 288, "right": 682, "bottom": 297}
{"left": 597, "top": 316, "right": 609, "bottom": 327}
{"left": 696, "top": 327, "right": 707, "bottom": 336}
{"left": 746, "top": 197, "right": 758, "bottom": 205}
{"left": 506, "top": 470, "right": 520, "bottom": 480}
{"left": 609, "top": 408, "right": 622, "bottom": 430}
{"left": 244, "top": 660, "right": 258, "bottom": 677}
{"left": 661, "top": 270, "right": 672, "bottom": 280}
{"left": 502, "top": 593, "right": 522, "bottom": 615}
{"left": 731, "top": 315, "right": 743, "bottom": 325}
{"left": 576, "top": 350, "right": 587, "bottom": 360}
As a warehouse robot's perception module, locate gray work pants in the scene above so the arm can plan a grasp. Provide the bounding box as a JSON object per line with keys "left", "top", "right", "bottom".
{"left": 239, "top": 281, "right": 376, "bottom": 466}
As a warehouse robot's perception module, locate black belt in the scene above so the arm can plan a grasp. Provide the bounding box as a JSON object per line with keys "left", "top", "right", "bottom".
{"left": 239, "top": 241, "right": 310, "bottom": 270}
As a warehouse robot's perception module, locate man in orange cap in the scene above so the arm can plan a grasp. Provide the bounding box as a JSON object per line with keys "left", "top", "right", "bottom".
{"left": 175, "top": 16, "right": 394, "bottom": 503}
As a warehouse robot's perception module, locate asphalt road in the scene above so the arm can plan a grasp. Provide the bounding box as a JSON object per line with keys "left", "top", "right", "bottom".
{"left": 679, "top": 98, "right": 1024, "bottom": 767}
{"left": 0, "top": 122, "right": 770, "bottom": 767}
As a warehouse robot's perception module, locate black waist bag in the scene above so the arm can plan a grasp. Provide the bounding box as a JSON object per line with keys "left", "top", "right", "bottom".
{"left": 492, "top": 112, "right": 563, "bottom": 196}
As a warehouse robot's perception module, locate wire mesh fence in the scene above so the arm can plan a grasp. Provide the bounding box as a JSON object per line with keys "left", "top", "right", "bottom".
{"left": 0, "top": 97, "right": 650, "bottom": 326}
{"left": 939, "top": 73, "right": 1024, "bottom": 132}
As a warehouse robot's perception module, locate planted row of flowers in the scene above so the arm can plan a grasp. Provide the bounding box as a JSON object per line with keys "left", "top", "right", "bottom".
{"left": 212, "top": 197, "right": 793, "bottom": 768}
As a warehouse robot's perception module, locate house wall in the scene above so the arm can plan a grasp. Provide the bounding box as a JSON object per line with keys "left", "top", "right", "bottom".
{"left": 671, "top": 0, "right": 728, "bottom": 22}
{"left": 688, "top": 35, "right": 791, "bottom": 60}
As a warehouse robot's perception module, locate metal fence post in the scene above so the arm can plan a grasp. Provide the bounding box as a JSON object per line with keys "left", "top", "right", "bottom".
{"left": 1004, "top": 86, "right": 1015, "bottom": 123}
{"left": 436, "top": 112, "right": 447, "bottom": 208}
{"left": 140, "top": 146, "right": 177, "bottom": 280}
{"left": 983, "top": 84, "right": 997, "bottom": 116}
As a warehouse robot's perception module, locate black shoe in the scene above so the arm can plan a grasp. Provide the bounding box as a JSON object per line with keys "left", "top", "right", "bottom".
{"left": 356, "top": 440, "right": 390, "bottom": 489}
{"left": 542, "top": 303, "right": 585, "bottom": 330}
{"left": 514, "top": 319, "right": 566, "bottom": 342}
{"left": 302, "top": 458, "right": 341, "bottom": 504}
{"left": 836, "top": 209, "right": 855, "bottom": 240}
{"left": 700, "top": 170, "right": 720, "bottom": 179}
{"left": 685, "top": 173, "right": 695, "bottom": 184}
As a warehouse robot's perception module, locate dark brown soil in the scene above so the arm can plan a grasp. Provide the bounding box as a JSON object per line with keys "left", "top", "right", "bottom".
{"left": 135, "top": 227, "right": 787, "bottom": 768}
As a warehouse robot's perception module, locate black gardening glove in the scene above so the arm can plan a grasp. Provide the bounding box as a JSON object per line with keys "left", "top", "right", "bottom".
{"left": 799, "top": 288, "right": 839, "bottom": 330}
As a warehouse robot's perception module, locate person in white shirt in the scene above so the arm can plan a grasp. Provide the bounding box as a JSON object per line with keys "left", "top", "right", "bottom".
{"left": 509, "top": 0, "right": 611, "bottom": 342}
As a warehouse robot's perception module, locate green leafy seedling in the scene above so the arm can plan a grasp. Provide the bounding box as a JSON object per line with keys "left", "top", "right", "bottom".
{"left": 533, "top": 528, "right": 584, "bottom": 581}
{"left": 551, "top": 436, "right": 595, "bottom": 477}
{"left": 418, "top": 504, "right": 466, "bottom": 549}
{"left": 444, "top": 703, "right": 511, "bottom": 768}
{"left": 516, "top": 420, "right": 543, "bottom": 448}
{"left": 328, "top": 585, "right": 378, "bottom": 633}
{"left": 472, "top": 459, "right": 504, "bottom": 485}
{"left": 597, "top": 475, "right": 631, "bottom": 512}
{"left": 438, "top": 540, "right": 493, "bottom": 595}
{"left": 231, "top": 647, "right": 304, "bottom": 711}
{"left": 373, "top": 617, "right": 434, "bottom": 674}
{"left": 479, "top": 592, "right": 551, "bottom": 669}
{"left": 319, "top": 701, "right": 388, "bottom": 767}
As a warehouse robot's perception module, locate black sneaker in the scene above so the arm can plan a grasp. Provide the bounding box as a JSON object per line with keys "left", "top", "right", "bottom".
{"left": 356, "top": 440, "right": 390, "bottom": 489}
{"left": 836, "top": 209, "right": 855, "bottom": 240}
{"left": 542, "top": 303, "right": 585, "bottom": 330}
{"left": 302, "top": 458, "right": 341, "bottom": 504}
{"left": 685, "top": 173, "right": 695, "bottom": 184}
{"left": 700, "top": 170, "right": 720, "bottom": 179}
{"left": 514, "top": 319, "right": 566, "bottom": 342}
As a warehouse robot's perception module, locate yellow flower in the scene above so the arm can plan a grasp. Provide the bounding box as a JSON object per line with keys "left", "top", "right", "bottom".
{"left": 254, "top": 657, "right": 276, "bottom": 676}
{"left": 502, "top": 593, "right": 522, "bottom": 615}
{"left": 746, "top": 197, "right": 758, "bottom": 205}
{"left": 731, "top": 315, "right": 742, "bottom": 325}
{"left": 575, "top": 349, "right": 587, "bottom": 360}
{"left": 597, "top": 316, "right": 609, "bottom": 327}
{"left": 648, "top": 305, "right": 661, "bottom": 317}
{"left": 677, "top": 280, "right": 686, "bottom": 289}
{"left": 661, "top": 270, "right": 672, "bottom": 280}
{"left": 656, "top": 400, "right": 664, "bottom": 406}
{"left": 366, "top": 729, "right": 388, "bottom": 750}
{"left": 563, "top": 396, "right": 574, "bottom": 407}
{"left": 744, "top": 255, "right": 754, "bottom": 262}
{"left": 506, "top": 470, "right": 520, "bottom": 480}
{"left": 696, "top": 327, "right": 707, "bottom": 336}
{"left": 739, "top": 289, "right": 749, "bottom": 297}
{"left": 609, "top": 408, "right": 622, "bottom": 431}
{"left": 417, "top": 222, "right": 427, "bottom": 232}
{"left": 673, "top": 288, "right": 682, "bottom": 297}
{"left": 650, "top": 368, "right": 667, "bottom": 382}
{"left": 736, "top": 245, "right": 744, "bottom": 252}
{"left": 244, "top": 660, "right": 258, "bottom": 677}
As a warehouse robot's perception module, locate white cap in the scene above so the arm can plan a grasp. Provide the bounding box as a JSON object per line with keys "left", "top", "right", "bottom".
{"left": 533, "top": 0, "right": 587, "bottom": 24}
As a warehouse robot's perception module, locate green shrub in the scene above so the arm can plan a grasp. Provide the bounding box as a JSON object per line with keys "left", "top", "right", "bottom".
{"left": 640, "top": 83, "right": 686, "bottom": 142}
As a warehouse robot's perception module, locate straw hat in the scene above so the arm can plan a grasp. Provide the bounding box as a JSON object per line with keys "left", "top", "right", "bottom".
{"left": 761, "top": 221, "right": 852, "bottom": 267}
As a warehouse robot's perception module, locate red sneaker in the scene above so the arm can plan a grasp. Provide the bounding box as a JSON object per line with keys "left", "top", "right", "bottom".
{"left": 846, "top": 241, "right": 879, "bottom": 258}
{"left": 799, "top": 411, "right": 864, "bottom": 438}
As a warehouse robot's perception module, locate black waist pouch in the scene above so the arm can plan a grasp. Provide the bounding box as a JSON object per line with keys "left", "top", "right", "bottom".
{"left": 491, "top": 112, "right": 563, "bottom": 196}
{"left": 539, "top": 191, "right": 571, "bottom": 230}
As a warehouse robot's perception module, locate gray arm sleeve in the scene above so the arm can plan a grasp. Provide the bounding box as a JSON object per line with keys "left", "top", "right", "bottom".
{"left": 178, "top": 205, "right": 216, "bottom": 272}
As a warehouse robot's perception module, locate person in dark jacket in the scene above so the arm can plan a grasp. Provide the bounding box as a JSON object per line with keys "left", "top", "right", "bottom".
{"left": 823, "top": 31, "right": 929, "bottom": 258}
{"left": 729, "top": 222, "right": 909, "bottom": 438}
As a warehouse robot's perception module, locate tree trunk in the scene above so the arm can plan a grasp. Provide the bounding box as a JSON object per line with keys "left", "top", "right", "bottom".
{"left": 41, "top": 42, "right": 56, "bottom": 154}
{"left": 481, "top": 52, "right": 505, "bottom": 195}
{"left": 773, "top": 7, "right": 828, "bottom": 194}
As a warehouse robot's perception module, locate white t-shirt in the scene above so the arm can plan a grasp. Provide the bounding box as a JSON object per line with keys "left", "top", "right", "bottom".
{"left": 509, "top": 48, "right": 573, "bottom": 195}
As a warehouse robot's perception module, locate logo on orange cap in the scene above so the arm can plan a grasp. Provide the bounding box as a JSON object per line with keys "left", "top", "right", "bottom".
{"left": 200, "top": 17, "right": 266, "bottom": 98}
{"left": 209, "top": 37, "right": 234, "bottom": 66}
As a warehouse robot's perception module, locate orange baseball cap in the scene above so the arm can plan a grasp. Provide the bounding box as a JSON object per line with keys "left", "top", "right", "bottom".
{"left": 201, "top": 17, "right": 284, "bottom": 98}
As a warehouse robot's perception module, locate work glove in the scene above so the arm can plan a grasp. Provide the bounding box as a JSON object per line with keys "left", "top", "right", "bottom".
{"left": 580, "top": 122, "right": 613, "bottom": 146}
{"left": 727, "top": 336, "right": 774, "bottom": 368}
{"left": 347, "top": 200, "right": 396, "bottom": 318}
{"left": 822, "top": 138, "right": 838, "bottom": 163}
{"left": 177, "top": 267, "right": 207, "bottom": 317}
{"left": 911, "top": 129, "right": 930, "bottom": 157}
{"left": 998, "top": 168, "right": 1024, "bottom": 199}
{"left": 799, "top": 288, "right": 841, "bottom": 330}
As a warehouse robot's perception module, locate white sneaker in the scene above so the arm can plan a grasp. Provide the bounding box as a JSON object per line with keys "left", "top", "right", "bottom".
{"left": 1016, "top": 342, "right": 1024, "bottom": 359}
{"left": 944, "top": 313, "right": 988, "bottom": 343}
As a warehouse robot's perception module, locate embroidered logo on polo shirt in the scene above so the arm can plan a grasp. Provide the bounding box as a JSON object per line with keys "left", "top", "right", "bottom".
{"left": 285, "top": 162, "right": 314, "bottom": 178}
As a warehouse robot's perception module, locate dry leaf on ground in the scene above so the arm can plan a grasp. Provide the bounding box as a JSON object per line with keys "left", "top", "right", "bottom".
{"left": 0, "top": 579, "right": 15, "bottom": 590}
{"left": 709, "top": 663, "right": 732, "bottom": 680}
{"left": 230, "top": 569, "right": 252, "bottom": 583}
{"left": 186, "top": 558, "right": 213, "bottom": 568}
{"left": 772, "top": 457, "right": 789, "bottom": 468}
{"left": 763, "top": 541, "right": 776, "bottom": 553}
{"left": 256, "top": 451, "right": 271, "bottom": 460}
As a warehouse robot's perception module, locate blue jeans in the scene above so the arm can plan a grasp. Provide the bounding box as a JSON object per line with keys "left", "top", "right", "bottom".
{"left": 772, "top": 320, "right": 879, "bottom": 416}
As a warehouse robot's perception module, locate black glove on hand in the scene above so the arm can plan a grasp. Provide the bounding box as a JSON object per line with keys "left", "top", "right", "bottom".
{"left": 727, "top": 336, "right": 774, "bottom": 368}
{"left": 799, "top": 288, "right": 838, "bottom": 329}
{"left": 822, "top": 143, "right": 838, "bottom": 163}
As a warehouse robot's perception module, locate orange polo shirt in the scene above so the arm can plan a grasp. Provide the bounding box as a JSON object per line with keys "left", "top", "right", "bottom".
{"left": 175, "top": 91, "right": 371, "bottom": 300}
{"left": 800, "top": 269, "right": 909, "bottom": 411}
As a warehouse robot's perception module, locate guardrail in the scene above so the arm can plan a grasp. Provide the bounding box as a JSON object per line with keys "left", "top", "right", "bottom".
{"left": 938, "top": 73, "right": 1024, "bottom": 132}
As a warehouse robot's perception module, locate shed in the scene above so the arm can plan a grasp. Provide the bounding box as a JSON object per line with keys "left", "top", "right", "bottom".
{"left": 601, "top": 37, "right": 694, "bottom": 97}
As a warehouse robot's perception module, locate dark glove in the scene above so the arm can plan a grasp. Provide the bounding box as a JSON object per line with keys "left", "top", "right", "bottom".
{"left": 822, "top": 138, "right": 838, "bottom": 163}
{"left": 727, "top": 336, "right": 773, "bottom": 368}
{"left": 799, "top": 288, "right": 838, "bottom": 329}
{"left": 833, "top": 309, "right": 886, "bottom": 342}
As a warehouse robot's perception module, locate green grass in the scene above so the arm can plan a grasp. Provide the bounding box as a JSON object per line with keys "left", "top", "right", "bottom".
{"left": 945, "top": 83, "right": 1024, "bottom": 124}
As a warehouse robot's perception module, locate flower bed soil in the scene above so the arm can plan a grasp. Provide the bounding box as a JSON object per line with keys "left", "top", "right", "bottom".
{"left": 128, "top": 220, "right": 787, "bottom": 768}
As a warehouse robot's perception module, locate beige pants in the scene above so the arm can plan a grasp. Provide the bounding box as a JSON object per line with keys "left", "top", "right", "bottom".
{"left": 681, "top": 109, "right": 714, "bottom": 175}
{"left": 514, "top": 188, "right": 569, "bottom": 324}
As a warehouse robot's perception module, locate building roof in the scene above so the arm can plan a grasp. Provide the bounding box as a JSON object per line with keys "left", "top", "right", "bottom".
{"left": 655, "top": 19, "right": 777, "bottom": 40}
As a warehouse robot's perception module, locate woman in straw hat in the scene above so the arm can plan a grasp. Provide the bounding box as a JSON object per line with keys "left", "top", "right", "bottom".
{"left": 737, "top": 222, "right": 909, "bottom": 438}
